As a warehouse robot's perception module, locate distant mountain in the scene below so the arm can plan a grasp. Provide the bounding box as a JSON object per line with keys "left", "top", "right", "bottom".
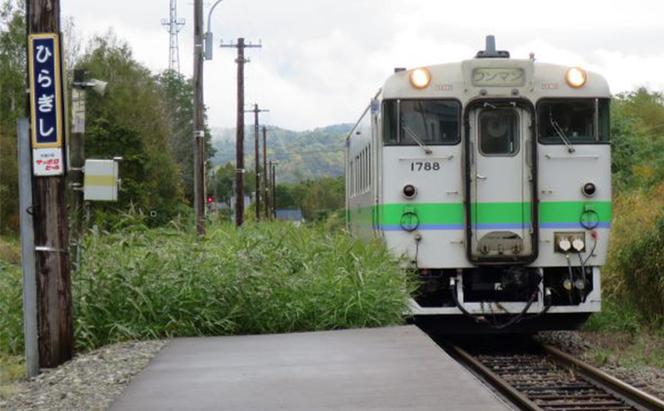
{"left": 210, "top": 124, "right": 352, "bottom": 183}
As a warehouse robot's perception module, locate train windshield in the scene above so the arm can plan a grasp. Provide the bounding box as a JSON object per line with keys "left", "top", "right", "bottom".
{"left": 383, "top": 100, "right": 460, "bottom": 145}
{"left": 538, "top": 99, "right": 610, "bottom": 144}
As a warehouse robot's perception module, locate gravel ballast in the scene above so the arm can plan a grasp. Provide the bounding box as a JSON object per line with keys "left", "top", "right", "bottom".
{"left": 537, "top": 331, "right": 664, "bottom": 400}
{"left": 1, "top": 340, "right": 166, "bottom": 411}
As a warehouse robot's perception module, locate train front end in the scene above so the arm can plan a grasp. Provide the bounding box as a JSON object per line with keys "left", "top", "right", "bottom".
{"left": 346, "top": 37, "right": 612, "bottom": 332}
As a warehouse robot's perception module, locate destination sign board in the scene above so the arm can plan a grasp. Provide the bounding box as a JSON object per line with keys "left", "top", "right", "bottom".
{"left": 472, "top": 67, "right": 526, "bottom": 87}
{"left": 28, "top": 33, "right": 65, "bottom": 176}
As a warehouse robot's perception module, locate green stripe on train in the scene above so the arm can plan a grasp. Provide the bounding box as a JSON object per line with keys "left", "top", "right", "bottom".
{"left": 348, "top": 201, "right": 612, "bottom": 225}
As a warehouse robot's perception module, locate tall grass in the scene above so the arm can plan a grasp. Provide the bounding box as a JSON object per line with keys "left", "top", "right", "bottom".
{"left": 0, "top": 259, "right": 23, "bottom": 355}
{"left": 0, "top": 222, "right": 412, "bottom": 355}
{"left": 602, "top": 183, "right": 664, "bottom": 328}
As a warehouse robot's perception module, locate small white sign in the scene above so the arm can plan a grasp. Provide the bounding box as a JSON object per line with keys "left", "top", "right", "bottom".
{"left": 84, "top": 159, "right": 119, "bottom": 201}
{"left": 32, "top": 148, "right": 64, "bottom": 176}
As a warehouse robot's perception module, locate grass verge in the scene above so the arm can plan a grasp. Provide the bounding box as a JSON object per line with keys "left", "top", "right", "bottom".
{"left": 1, "top": 222, "right": 413, "bottom": 358}
{"left": 585, "top": 298, "right": 664, "bottom": 369}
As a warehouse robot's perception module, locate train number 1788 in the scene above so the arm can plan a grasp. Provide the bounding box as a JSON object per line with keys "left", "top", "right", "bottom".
{"left": 410, "top": 161, "right": 440, "bottom": 172}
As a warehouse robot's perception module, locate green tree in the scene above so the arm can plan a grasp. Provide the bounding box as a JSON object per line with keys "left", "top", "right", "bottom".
{"left": 77, "top": 33, "right": 184, "bottom": 225}
{"left": 611, "top": 88, "right": 664, "bottom": 189}
{"left": 0, "top": 0, "right": 25, "bottom": 234}
{"left": 155, "top": 71, "right": 214, "bottom": 204}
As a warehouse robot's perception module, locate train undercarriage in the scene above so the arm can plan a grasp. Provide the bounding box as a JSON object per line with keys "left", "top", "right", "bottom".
{"left": 411, "top": 266, "right": 599, "bottom": 333}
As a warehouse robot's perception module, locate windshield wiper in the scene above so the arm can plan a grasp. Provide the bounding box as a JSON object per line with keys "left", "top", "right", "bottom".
{"left": 402, "top": 125, "right": 433, "bottom": 154}
{"left": 549, "top": 113, "right": 575, "bottom": 153}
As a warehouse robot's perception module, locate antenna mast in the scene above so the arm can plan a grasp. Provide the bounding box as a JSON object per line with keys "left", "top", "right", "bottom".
{"left": 161, "top": 0, "right": 186, "bottom": 72}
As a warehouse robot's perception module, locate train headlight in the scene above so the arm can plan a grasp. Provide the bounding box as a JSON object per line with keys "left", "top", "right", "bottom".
{"left": 409, "top": 68, "right": 431, "bottom": 89}
{"left": 574, "top": 279, "right": 586, "bottom": 290}
{"left": 402, "top": 184, "right": 417, "bottom": 199}
{"left": 558, "top": 238, "right": 572, "bottom": 252}
{"left": 565, "top": 67, "right": 587, "bottom": 88}
{"left": 582, "top": 182, "right": 596, "bottom": 197}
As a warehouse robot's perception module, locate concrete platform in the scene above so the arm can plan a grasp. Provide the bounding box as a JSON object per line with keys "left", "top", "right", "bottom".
{"left": 111, "top": 326, "right": 510, "bottom": 410}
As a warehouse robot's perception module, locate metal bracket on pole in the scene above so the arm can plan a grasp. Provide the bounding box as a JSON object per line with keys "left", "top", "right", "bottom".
{"left": 35, "top": 246, "right": 69, "bottom": 254}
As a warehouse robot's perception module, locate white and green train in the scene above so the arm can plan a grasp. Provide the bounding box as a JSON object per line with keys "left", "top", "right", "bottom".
{"left": 346, "top": 37, "right": 611, "bottom": 332}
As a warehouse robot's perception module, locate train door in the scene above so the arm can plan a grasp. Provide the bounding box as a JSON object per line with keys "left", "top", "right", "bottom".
{"left": 467, "top": 104, "right": 535, "bottom": 263}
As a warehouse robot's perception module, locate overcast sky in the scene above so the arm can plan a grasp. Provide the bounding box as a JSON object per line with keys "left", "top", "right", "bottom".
{"left": 61, "top": 0, "right": 664, "bottom": 131}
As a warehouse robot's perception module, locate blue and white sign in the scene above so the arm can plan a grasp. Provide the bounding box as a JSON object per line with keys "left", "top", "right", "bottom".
{"left": 28, "top": 33, "right": 65, "bottom": 176}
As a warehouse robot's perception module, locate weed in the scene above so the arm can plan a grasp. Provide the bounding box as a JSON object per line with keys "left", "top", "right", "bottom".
{"left": 0, "top": 222, "right": 412, "bottom": 356}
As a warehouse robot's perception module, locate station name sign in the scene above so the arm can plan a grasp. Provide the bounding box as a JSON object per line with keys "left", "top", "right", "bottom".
{"left": 28, "top": 33, "right": 65, "bottom": 176}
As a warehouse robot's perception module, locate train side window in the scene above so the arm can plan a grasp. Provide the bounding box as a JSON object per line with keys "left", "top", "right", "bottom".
{"left": 360, "top": 151, "right": 364, "bottom": 192}
{"left": 538, "top": 98, "right": 610, "bottom": 144}
{"left": 383, "top": 99, "right": 461, "bottom": 145}
{"left": 367, "top": 144, "right": 372, "bottom": 186}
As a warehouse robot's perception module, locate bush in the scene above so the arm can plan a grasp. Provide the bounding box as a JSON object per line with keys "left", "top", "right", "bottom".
{"left": 585, "top": 298, "right": 642, "bottom": 334}
{"left": 0, "top": 222, "right": 412, "bottom": 355}
{"left": 0, "top": 260, "right": 23, "bottom": 355}
{"left": 611, "top": 215, "right": 664, "bottom": 326}
{"left": 604, "top": 184, "right": 664, "bottom": 328}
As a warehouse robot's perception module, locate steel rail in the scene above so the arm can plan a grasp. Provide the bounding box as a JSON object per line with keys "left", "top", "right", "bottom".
{"left": 542, "top": 344, "right": 664, "bottom": 411}
{"left": 444, "top": 343, "right": 543, "bottom": 411}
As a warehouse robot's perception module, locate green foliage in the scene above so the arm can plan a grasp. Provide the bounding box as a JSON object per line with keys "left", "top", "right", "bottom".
{"left": 0, "top": 222, "right": 411, "bottom": 355}
{"left": 210, "top": 124, "right": 351, "bottom": 184}
{"left": 601, "top": 88, "right": 664, "bottom": 328}
{"left": 584, "top": 298, "right": 642, "bottom": 334}
{"left": 0, "top": 1, "right": 24, "bottom": 234}
{"left": 0, "top": 259, "right": 23, "bottom": 355}
{"left": 610, "top": 211, "right": 664, "bottom": 327}
{"left": 155, "top": 71, "right": 214, "bottom": 203}
{"left": 210, "top": 162, "right": 256, "bottom": 205}
{"left": 611, "top": 88, "right": 664, "bottom": 190}
{"left": 77, "top": 33, "right": 186, "bottom": 225}
{"left": 276, "top": 177, "right": 345, "bottom": 222}
{"left": 0, "top": 7, "right": 215, "bottom": 233}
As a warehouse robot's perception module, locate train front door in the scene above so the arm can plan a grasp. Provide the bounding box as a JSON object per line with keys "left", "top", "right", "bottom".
{"left": 467, "top": 104, "right": 535, "bottom": 263}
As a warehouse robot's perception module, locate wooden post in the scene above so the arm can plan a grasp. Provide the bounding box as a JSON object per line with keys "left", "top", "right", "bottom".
{"left": 193, "top": 0, "right": 206, "bottom": 235}
{"left": 253, "top": 105, "right": 260, "bottom": 221}
{"left": 27, "top": 0, "right": 74, "bottom": 368}
{"left": 271, "top": 162, "right": 277, "bottom": 219}
{"left": 262, "top": 126, "right": 268, "bottom": 219}
{"left": 221, "top": 38, "right": 261, "bottom": 226}
{"left": 234, "top": 38, "right": 245, "bottom": 226}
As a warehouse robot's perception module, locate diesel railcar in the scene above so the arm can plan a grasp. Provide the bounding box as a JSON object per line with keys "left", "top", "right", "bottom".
{"left": 346, "top": 36, "right": 611, "bottom": 331}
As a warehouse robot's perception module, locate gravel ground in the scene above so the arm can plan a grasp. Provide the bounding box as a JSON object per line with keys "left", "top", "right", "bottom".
{"left": 0, "top": 340, "right": 166, "bottom": 411}
{"left": 537, "top": 331, "right": 664, "bottom": 400}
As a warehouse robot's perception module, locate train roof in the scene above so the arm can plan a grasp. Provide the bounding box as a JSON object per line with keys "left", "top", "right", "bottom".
{"left": 381, "top": 58, "right": 611, "bottom": 102}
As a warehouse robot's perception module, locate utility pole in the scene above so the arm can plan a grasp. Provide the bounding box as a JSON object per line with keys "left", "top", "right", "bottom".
{"left": 70, "top": 70, "right": 85, "bottom": 242}
{"left": 271, "top": 161, "right": 278, "bottom": 219}
{"left": 193, "top": 0, "right": 206, "bottom": 235}
{"left": 244, "top": 104, "right": 268, "bottom": 221}
{"left": 26, "top": 0, "right": 74, "bottom": 368}
{"left": 221, "top": 38, "right": 261, "bottom": 226}
{"left": 262, "top": 126, "right": 269, "bottom": 219}
{"left": 71, "top": 70, "right": 107, "bottom": 254}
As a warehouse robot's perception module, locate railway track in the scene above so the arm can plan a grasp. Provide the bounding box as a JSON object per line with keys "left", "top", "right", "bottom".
{"left": 438, "top": 337, "right": 664, "bottom": 411}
